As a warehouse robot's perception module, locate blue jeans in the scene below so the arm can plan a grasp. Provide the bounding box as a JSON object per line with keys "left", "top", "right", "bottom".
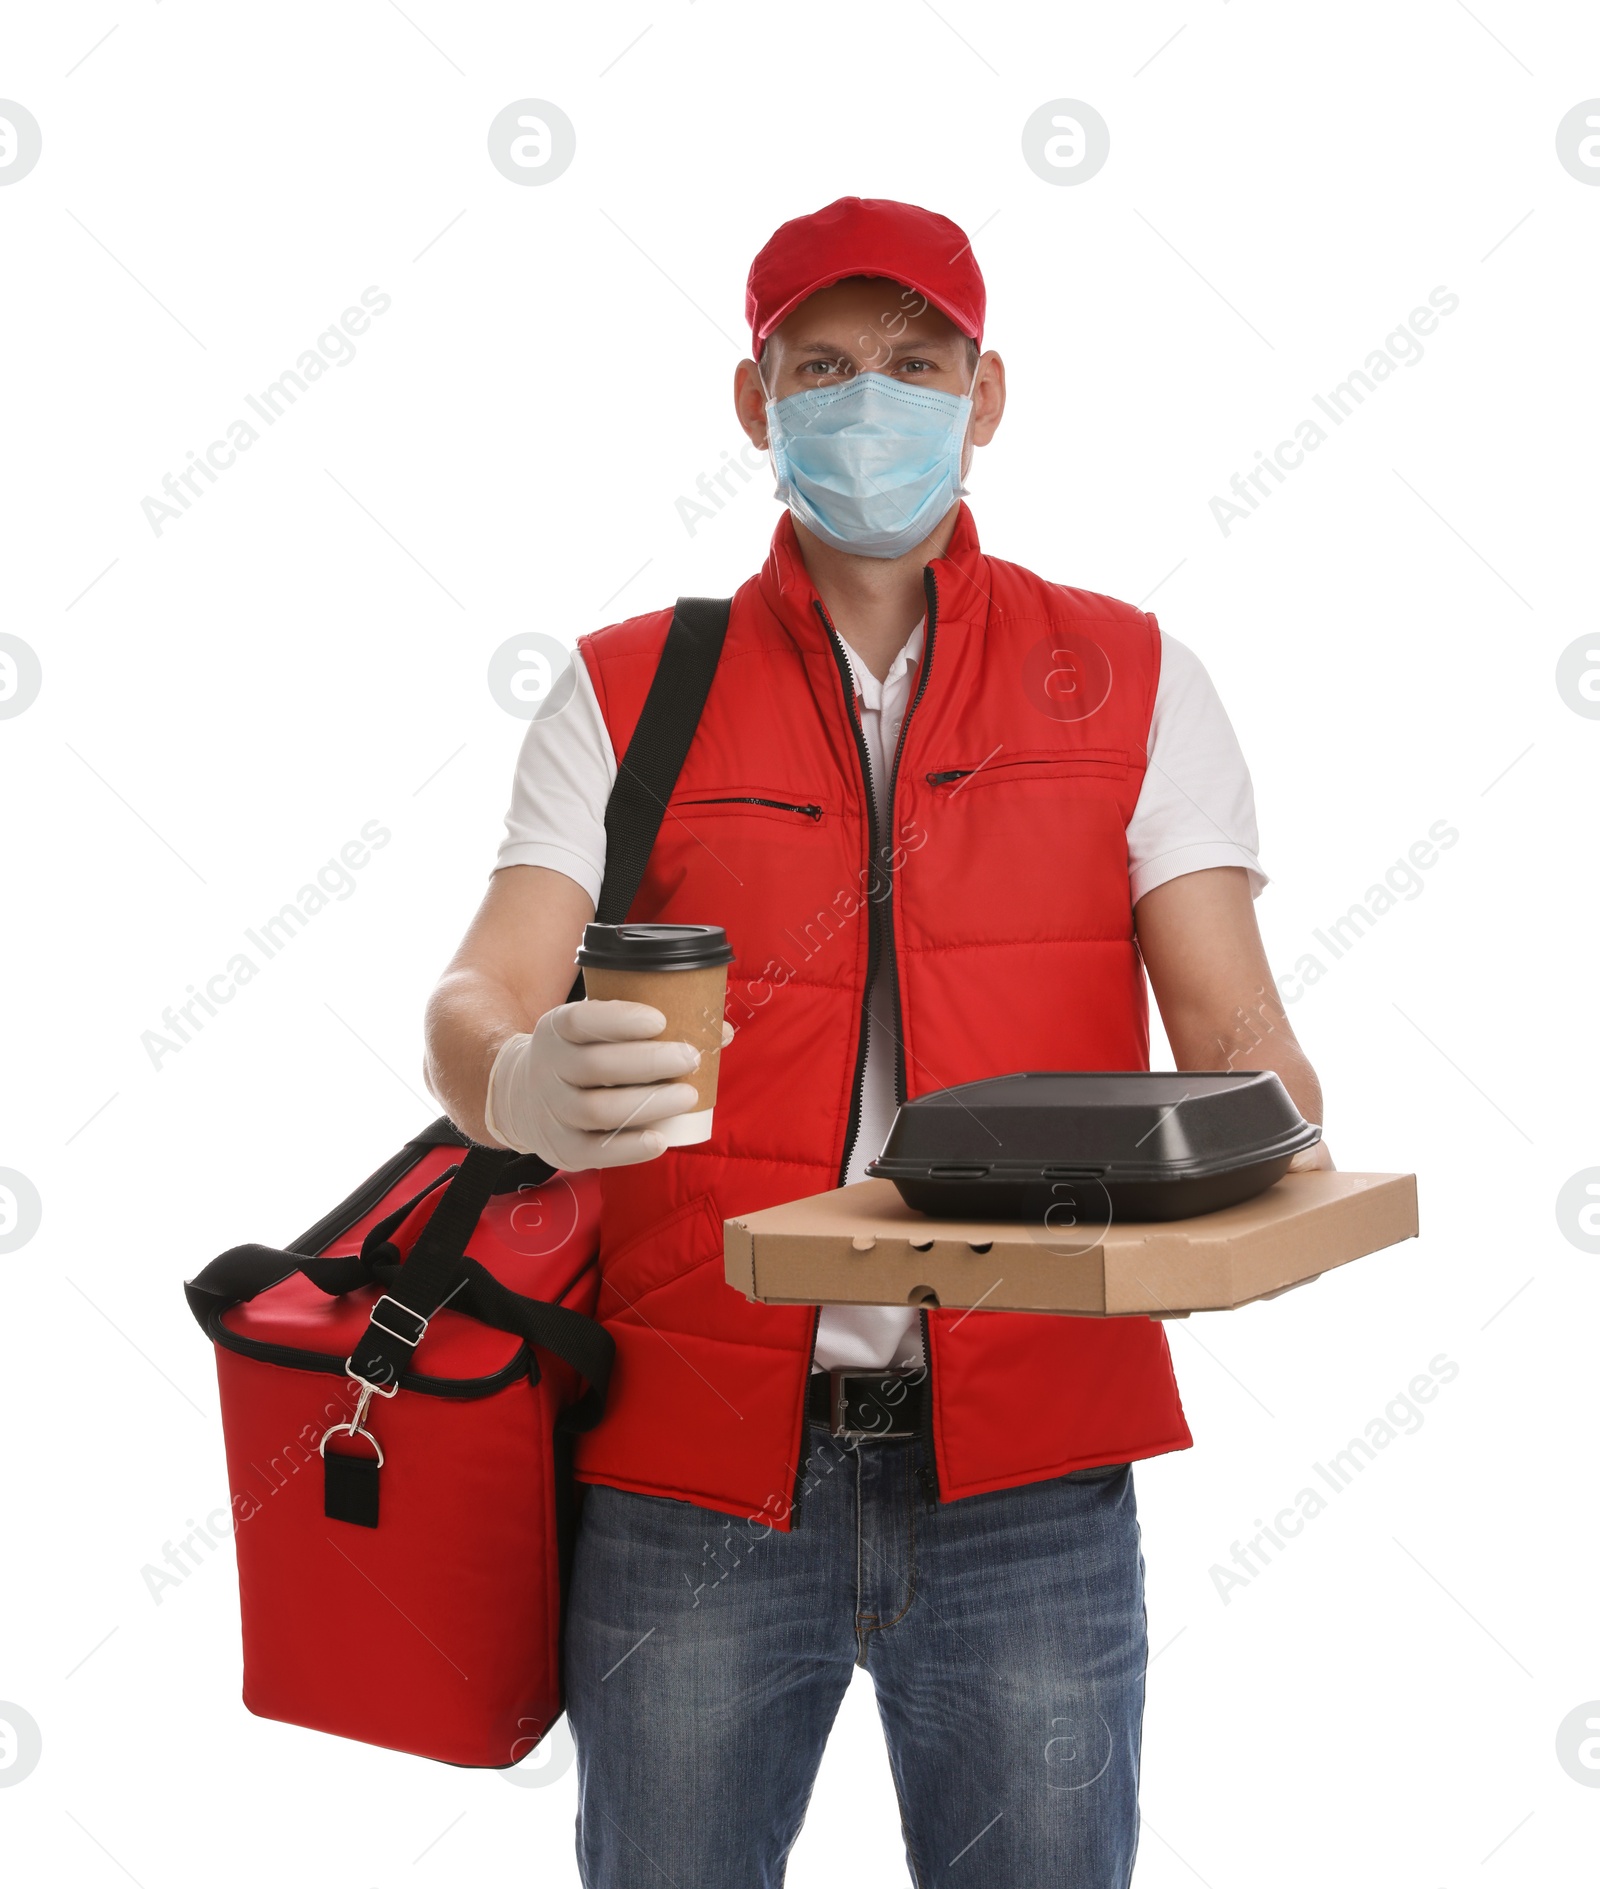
{"left": 564, "top": 1420, "right": 1146, "bottom": 1887}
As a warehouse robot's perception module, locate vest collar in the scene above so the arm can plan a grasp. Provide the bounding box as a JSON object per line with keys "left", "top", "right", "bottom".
{"left": 754, "top": 501, "right": 990, "bottom": 652}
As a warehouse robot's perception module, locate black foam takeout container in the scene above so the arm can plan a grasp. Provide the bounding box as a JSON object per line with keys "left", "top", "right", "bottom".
{"left": 866, "top": 1071, "right": 1322, "bottom": 1222}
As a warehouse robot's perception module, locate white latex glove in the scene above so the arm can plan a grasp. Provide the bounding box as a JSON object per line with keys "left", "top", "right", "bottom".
{"left": 484, "top": 1000, "right": 719, "bottom": 1169}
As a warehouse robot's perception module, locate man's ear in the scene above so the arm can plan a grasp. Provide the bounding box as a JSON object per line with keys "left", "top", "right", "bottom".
{"left": 733, "top": 357, "right": 771, "bottom": 452}
{"left": 970, "top": 351, "right": 1006, "bottom": 448}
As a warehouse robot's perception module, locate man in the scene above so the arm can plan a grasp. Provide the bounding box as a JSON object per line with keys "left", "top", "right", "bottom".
{"left": 425, "top": 196, "right": 1331, "bottom": 1888}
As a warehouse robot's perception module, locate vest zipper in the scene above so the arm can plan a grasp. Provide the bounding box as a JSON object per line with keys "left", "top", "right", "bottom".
{"left": 883, "top": 566, "right": 940, "bottom": 1107}
{"left": 790, "top": 569, "right": 944, "bottom": 1528}
{"left": 788, "top": 1303, "right": 821, "bottom": 1529}
{"left": 814, "top": 565, "right": 942, "bottom": 1146}
{"left": 915, "top": 1305, "right": 940, "bottom": 1511}
{"left": 788, "top": 600, "right": 883, "bottom": 1530}
{"left": 888, "top": 572, "right": 942, "bottom": 1512}
{"left": 676, "top": 796, "right": 823, "bottom": 819}
{"left": 815, "top": 595, "right": 887, "bottom": 1183}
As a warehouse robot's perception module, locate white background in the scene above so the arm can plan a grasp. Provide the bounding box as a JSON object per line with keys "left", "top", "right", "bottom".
{"left": 2, "top": 3, "right": 1598, "bottom": 1884}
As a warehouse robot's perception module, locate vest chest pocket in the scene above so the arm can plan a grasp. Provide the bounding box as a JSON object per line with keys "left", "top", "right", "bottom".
{"left": 910, "top": 747, "right": 1139, "bottom": 933}
{"left": 923, "top": 748, "right": 1134, "bottom": 793}
{"left": 670, "top": 792, "right": 826, "bottom": 823}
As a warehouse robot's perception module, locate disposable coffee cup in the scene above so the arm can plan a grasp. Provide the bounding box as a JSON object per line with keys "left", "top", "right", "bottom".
{"left": 576, "top": 923, "right": 734, "bottom": 1147}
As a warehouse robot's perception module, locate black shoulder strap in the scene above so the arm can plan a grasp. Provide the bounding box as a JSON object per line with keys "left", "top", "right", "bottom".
{"left": 597, "top": 595, "right": 732, "bottom": 923}
{"left": 566, "top": 593, "right": 731, "bottom": 996}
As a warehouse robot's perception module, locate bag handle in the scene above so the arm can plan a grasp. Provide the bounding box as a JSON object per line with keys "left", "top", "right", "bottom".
{"left": 184, "top": 1243, "right": 370, "bottom": 1330}
{"left": 183, "top": 1148, "right": 612, "bottom": 1428}
{"left": 341, "top": 1144, "right": 510, "bottom": 1388}
{"left": 184, "top": 1148, "right": 505, "bottom": 1375}
{"left": 183, "top": 1151, "right": 533, "bottom": 1326}
{"left": 345, "top": 1147, "right": 615, "bottom": 1428}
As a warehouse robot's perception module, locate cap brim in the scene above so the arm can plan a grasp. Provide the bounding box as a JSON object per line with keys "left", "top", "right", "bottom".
{"left": 754, "top": 265, "right": 978, "bottom": 354}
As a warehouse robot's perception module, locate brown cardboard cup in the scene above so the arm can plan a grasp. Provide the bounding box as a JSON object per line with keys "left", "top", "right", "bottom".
{"left": 582, "top": 961, "right": 729, "bottom": 1145}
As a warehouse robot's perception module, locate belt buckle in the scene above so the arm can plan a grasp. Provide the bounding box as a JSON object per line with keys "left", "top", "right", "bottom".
{"left": 828, "top": 1368, "right": 916, "bottom": 1440}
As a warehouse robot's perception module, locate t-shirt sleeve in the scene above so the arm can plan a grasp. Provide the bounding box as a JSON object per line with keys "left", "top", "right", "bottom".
{"left": 493, "top": 651, "right": 616, "bottom": 905}
{"left": 1127, "top": 631, "right": 1268, "bottom": 905}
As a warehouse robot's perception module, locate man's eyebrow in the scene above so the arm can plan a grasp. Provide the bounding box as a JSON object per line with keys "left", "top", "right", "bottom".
{"left": 790, "top": 335, "right": 960, "bottom": 356}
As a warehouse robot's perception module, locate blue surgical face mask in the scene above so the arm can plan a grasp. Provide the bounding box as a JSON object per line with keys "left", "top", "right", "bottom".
{"left": 762, "top": 367, "right": 975, "bottom": 560}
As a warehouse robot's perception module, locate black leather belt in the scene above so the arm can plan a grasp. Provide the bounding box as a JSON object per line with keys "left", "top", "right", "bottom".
{"left": 806, "top": 1367, "right": 924, "bottom": 1439}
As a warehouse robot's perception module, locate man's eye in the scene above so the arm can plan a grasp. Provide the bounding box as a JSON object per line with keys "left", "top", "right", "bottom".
{"left": 898, "top": 359, "right": 935, "bottom": 375}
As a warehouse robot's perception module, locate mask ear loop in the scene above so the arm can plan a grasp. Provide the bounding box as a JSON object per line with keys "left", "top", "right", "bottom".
{"left": 755, "top": 347, "right": 784, "bottom": 467}
{"left": 756, "top": 349, "right": 778, "bottom": 455}
{"left": 953, "top": 347, "right": 982, "bottom": 498}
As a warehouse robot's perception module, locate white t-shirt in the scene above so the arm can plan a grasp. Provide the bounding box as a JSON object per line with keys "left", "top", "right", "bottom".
{"left": 496, "top": 621, "right": 1266, "bottom": 1375}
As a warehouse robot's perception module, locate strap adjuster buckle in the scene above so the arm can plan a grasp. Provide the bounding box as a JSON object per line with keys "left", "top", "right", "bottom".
{"left": 367, "top": 1294, "right": 429, "bottom": 1348}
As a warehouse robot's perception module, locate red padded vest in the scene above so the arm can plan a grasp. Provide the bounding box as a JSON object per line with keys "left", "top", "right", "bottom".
{"left": 572, "top": 504, "right": 1192, "bottom": 1529}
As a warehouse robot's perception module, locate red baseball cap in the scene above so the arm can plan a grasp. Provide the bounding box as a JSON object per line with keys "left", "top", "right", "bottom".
{"left": 745, "top": 196, "right": 986, "bottom": 359}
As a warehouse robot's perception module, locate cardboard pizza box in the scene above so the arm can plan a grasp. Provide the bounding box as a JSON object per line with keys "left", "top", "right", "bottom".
{"left": 724, "top": 1170, "right": 1418, "bottom": 1319}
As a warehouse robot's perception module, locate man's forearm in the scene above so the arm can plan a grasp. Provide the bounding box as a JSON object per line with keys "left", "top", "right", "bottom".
{"left": 1163, "top": 988, "right": 1323, "bottom": 1126}
{"left": 423, "top": 970, "right": 535, "bottom": 1144}
{"left": 1135, "top": 868, "right": 1330, "bottom": 1165}
{"left": 1163, "top": 995, "right": 1332, "bottom": 1172}
{"left": 422, "top": 864, "right": 595, "bottom": 1143}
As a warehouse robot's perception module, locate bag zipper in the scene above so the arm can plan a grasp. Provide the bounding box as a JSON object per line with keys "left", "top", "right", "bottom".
{"left": 207, "top": 1308, "right": 533, "bottom": 1399}
{"left": 287, "top": 1136, "right": 444, "bottom": 1255}
{"left": 677, "top": 795, "right": 823, "bottom": 819}
{"left": 207, "top": 1246, "right": 603, "bottom": 1399}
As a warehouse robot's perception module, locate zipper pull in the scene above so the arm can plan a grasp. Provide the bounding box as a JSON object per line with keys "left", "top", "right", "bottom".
{"left": 926, "top": 769, "right": 969, "bottom": 786}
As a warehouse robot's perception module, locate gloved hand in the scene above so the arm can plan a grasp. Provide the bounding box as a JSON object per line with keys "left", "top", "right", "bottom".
{"left": 483, "top": 1000, "right": 714, "bottom": 1169}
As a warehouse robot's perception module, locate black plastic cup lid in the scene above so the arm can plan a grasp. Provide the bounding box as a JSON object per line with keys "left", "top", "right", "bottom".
{"left": 576, "top": 922, "right": 734, "bottom": 972}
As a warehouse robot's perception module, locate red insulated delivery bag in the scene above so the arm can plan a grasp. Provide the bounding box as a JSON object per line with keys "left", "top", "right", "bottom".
{"left": 183, "top": 596, "right": 733, "bottom": 1768}
{"left": 184, "top": 1121, "right": 611, "bottom": 1768}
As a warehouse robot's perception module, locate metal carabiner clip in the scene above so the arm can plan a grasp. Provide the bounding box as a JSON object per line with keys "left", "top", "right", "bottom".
{"left": 319, "top": 1377, "right": 387, "bottom": 1468}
